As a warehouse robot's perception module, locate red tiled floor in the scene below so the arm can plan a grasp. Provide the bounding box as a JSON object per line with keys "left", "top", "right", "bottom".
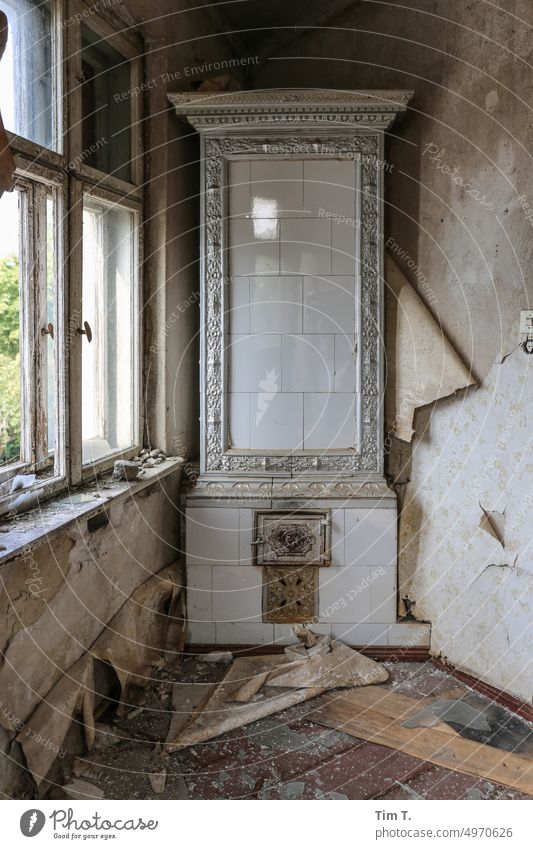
{"left": 78, "top": 659, "right": 532, "bottom": 801}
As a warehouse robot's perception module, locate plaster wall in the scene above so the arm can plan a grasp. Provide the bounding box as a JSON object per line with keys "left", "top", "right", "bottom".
{"left": 254, "top": 0, "right": 533, "bottom": 701}
{"left": 0, "top": 476, "right": 181, "bottom": 723}
{"left": 0, "top": 473, "right": 181, "bottom": 792}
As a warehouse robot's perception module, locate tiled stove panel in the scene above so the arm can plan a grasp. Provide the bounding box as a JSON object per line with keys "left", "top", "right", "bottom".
{"left": 254, "top": 510, "right": 331, "bottom": 566}
{"left": 183, "top": 500, "right": 429, "bottom": 648}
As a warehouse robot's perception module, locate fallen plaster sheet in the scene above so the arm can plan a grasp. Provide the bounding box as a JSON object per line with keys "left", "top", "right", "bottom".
{"left": 165, "top": 682, "right": 214, "bottom": 743}
{"left": 17, "top": 564, "right": 184, "bottom": 786}
{"left": 0, "top": 13, "right": 15, "bottom": 197}
{"left": 167, "top": 655, "right": 323, "bottom": 752}
{"left": 385, "top": 251, "right": 475, "bottom": 442}
{"left": 167, "top": 634, "right": 388, "bottom": 751}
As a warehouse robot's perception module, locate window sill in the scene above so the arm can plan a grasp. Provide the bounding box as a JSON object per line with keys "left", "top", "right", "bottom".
{"left": 0, "top": 458, "right": 183, "bottom": 567}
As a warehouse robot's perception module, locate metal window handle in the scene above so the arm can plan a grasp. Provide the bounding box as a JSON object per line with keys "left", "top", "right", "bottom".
{"left": 77, "top": 321, "right": 93, "bottom": 343}
{"left": 41, "top": 322, "right": 54, "bottom": 340}
{"left": 251, "top": 536, "right": 264, "bottom": 547}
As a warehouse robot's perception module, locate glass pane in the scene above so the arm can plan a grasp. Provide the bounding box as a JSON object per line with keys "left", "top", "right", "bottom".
{"left": 81, "top": 25, "right": 131, "bottom": 182}
{"left": 45, "top": 193, "right": 56, "bottom": 455}
{"left": 82, "top": 197, "right": 137, "bottom": 465}
{"left": 0, "top": 189, "right": 21, "bottom": 467}
{"left": 0, "top": 0, "right": 57, "bottom": 149}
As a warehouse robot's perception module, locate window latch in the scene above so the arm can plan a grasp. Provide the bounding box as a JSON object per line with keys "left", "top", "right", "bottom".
{"left": 41, "top": 322, "right": 54, "bottom": 340}
{"left": 76, "top": 321, "right": 93, "bottom": 343}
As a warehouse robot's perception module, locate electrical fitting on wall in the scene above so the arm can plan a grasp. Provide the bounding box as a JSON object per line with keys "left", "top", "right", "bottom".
{"left": 519, "top": 310, "right": 533, "bottom": 354}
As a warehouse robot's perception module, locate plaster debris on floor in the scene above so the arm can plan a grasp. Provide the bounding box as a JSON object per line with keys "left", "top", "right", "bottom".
{"left": 41, "top": 646, "right": 532, "bottom": 802}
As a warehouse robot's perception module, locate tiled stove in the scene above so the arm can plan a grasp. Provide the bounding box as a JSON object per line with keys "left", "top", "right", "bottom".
{"left": 169, "top": 89, "right": 429, "bottom": 649}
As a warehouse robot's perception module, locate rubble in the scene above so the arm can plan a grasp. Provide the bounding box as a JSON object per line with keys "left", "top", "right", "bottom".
{"left": 148, "top": 767, "right": 167, "bottom": 794}
{"left": 166, "top": 628, "right": 389, "bottom": 751}
{"left": 199, "top": 651, "right": 233, "bottom": 664}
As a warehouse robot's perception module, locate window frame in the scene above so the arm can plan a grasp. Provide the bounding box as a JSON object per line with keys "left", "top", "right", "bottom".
{"left": 0, "top": 159, "right": 68, "bottom": 492}
{"left": 0, "top": 0, "right": 144, "bottom": 496}
{"left": 78, "top": 184, "right": 142, "bottom": 479}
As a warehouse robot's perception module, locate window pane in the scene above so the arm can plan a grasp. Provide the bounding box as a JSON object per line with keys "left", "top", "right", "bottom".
{"left": 0, "top": 0, "right": 57, "bottom": 149}
{"left": 82, "top": 198, "right": 137, "bottom": 465}
{"left": 0, "top": 189, "right": 21, "bottom": 467}
{"left": 81, "top": 25, "right": 131, "bottom": 182}
{"left": 45, "top": 193, "right": 56, "bottom": 455}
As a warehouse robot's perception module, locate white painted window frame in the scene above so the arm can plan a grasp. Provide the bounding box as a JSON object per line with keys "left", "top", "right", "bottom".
{"left": 0, "top": 0, "right": 143, "bottom": 498}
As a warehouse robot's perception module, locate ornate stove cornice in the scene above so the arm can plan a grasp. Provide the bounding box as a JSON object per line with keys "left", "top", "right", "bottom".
{"left": 168, "top": 88, "right": 414, "bottom": 133}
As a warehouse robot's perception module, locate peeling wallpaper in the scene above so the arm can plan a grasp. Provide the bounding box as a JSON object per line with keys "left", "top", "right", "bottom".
{"left": 401, "top": 349, "right": 533, "bottom": 701}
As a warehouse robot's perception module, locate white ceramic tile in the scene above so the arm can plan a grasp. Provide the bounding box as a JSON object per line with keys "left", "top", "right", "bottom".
{"left": 273, "top": 623, "right": 332, "bottom": 646}
{"left": 250, "top": 392, "right": 303, "bottom": 450}
{"left": 187, "top": 622, "right": 216, "bottom": 644}
{"left": 228, "top": 276, "right": 250, "bottom": 334}
{"left": 282, "top": 334, "right": 334, "bottom": 392}
{"left": 250, "top": 276, "right": 302, "bottom": 333}
{"left": 228, "top": 334, "right": 281, "bottom": 393}
{"left": 239, "top": 508, "right": 254, "bottom": 565}
{"left": 212, "top": 565, "right": 263, "bottom": 622}
{"left": 368, "top": 565, "right": 397, "bottom": 624}
{"left": 251, "top": 160, "right": 304, "bottom": 217}
{"left": 331, "top": 623, "right": 390, "bottom": 646}
{"left": 186, "top": 507, "right": 240, "bottom": 566}
{"left": 303, "top": 160, "right": 356, "bottom": 218}
{"left": 388, "top": 622, "right": 431, "bottom": 647}
{"left": 330, "top": 508, "right": 345, "bottom": 566}
{"left": 228, "top": 393, "right": 250, "bottom": 449}
{"left": 186, "top": 567, "right": 212, "bottom": 622}
{"left": 334, "top": 334, "right": 357, "bottom": 392}
{"left": 280, "top": 218, "right": 331, "bottom": 274}
{"left": 228, "top": 160, "right": 251, "bottom": 218}
{"left": 344, "top": 509, "right": 397, "bottom": 567}
{"left": 229, "top": 218, "right": 279, "bottom": 276}
{"left": 302, "top": 275, "right": 356, "bottom": 334}
{"left": 332, "top": 221, "right": 356, "bottom": 274}
{"left": 215, "top": 622, "right": 274, "bottom": 645}
{"left": 303, "top": 393, "right": 355, "bottom": 449}
{"left": 318, "top": 565, "right": 371, "bottom": 624}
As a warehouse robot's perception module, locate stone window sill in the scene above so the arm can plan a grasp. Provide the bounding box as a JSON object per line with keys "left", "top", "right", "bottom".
{"left": 0, "top": 459, "right": 183, "bottom": 567}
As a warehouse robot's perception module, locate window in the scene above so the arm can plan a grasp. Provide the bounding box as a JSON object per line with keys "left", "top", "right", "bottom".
{"left": 82, "top": 197, "right": 138, "bottom": 464}
{"left": 0, "top": 0, "right": 142, "bottom": 499}
{"left": 0, "top": 178, "right": 60, "bottom": 479}
{"left": 0, "top": 0, "right": 58, "bottom": 150}
{"left": 0, "top": 190, "right": 21, "bottom": 468}
{"left": 81, "top": 24, "right": 131, "bottom": 182}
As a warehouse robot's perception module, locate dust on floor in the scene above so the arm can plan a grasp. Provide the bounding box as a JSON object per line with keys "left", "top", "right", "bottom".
{"left": 47, "top": 658, "right": 532, "bottom": 801}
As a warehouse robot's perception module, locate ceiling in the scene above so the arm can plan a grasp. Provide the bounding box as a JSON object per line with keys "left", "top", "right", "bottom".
{"left": 124, "top": 0, "right": 361, "bottom": 76}
{"left": 207, "top": 0, "right": 360, "bottom": 53}
{"left": 210, "top": 0, "right": 326, "bottom": 45}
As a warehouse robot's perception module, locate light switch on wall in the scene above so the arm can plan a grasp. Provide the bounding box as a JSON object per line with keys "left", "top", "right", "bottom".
{"left": 519, "top": 310, "right": 533, "bottom": 335}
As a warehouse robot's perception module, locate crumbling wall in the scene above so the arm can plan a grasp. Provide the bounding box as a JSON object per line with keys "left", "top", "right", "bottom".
{"left": 0, "top": 472, "right": 181, "bottom": 794}
{"left": 255, "top": 0, "right": 533, "bottom": 701}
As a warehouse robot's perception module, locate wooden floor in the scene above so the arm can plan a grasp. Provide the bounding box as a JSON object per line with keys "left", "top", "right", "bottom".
{"left": 50, "top": 658, "right": 533, "bottom": 801}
